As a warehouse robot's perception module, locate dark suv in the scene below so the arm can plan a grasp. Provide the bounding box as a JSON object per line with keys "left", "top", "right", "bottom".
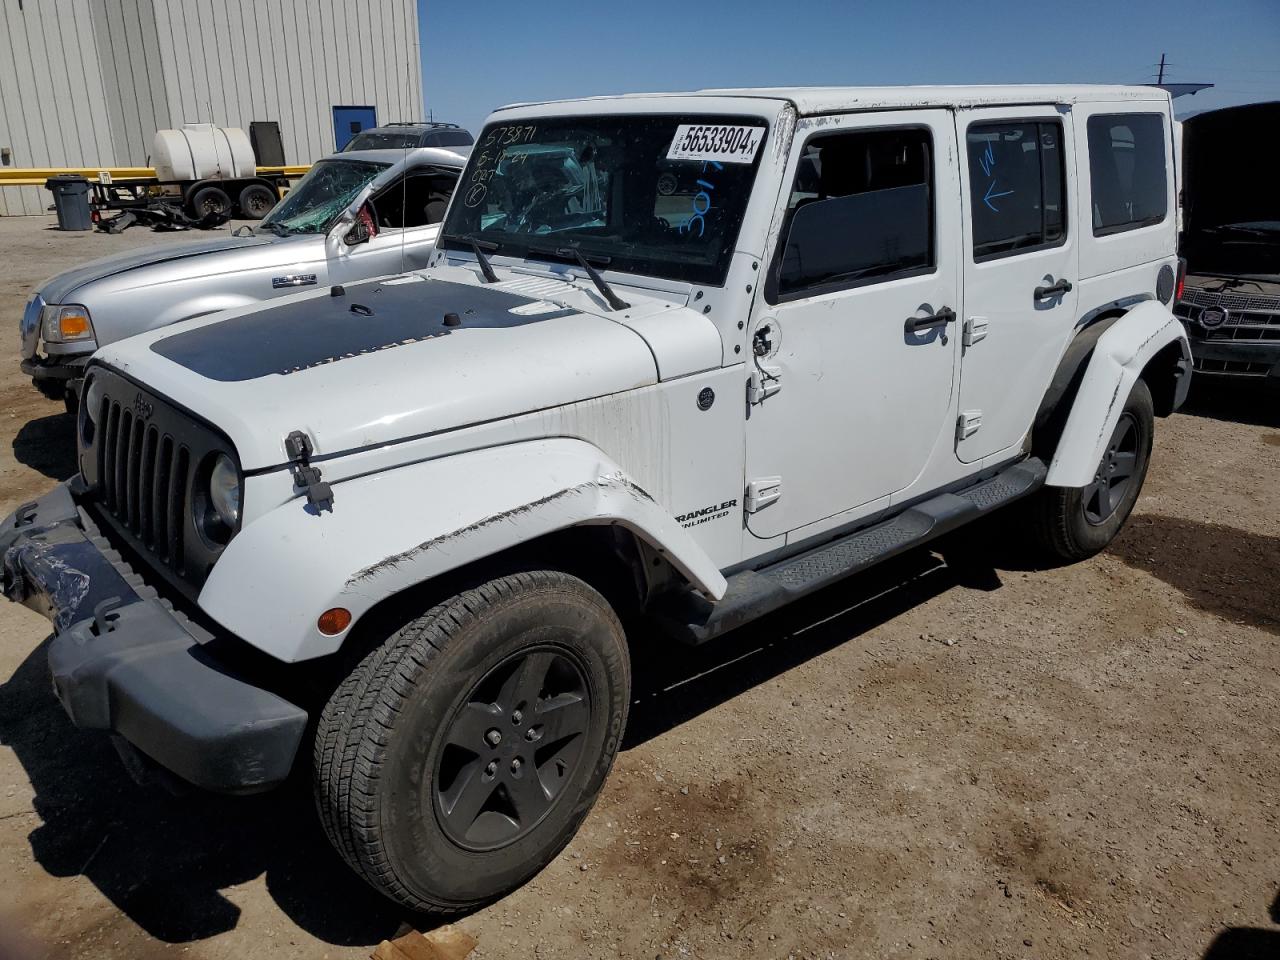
{"left": 1173, "top": 101, "right": 1280, "bottom": 382}
{"left": 342, "top": 121, "right": 474, "bottom": 152}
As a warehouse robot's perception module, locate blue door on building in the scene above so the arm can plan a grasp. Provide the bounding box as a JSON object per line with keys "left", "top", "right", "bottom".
{"left": 333, "top": 106, "right": 377, "bottom": 150}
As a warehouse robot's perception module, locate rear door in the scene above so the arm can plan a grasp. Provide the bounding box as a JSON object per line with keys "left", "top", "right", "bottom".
{"left": 954, "top": 107, "right": 1079, "bottom": 463}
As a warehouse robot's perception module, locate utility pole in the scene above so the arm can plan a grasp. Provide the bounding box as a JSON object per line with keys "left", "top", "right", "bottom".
{"left": 1157, "top": 52, "right": 1166, "bottom": 85}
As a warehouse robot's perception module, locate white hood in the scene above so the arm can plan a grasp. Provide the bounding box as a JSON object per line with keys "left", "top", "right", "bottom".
{"left": 92, "top": 272, "right": 720, "bottom": 470}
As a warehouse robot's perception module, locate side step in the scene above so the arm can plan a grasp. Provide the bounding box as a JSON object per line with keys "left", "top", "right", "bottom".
{"left": 658, "top": 457, "right": 1047, "bottom": 645}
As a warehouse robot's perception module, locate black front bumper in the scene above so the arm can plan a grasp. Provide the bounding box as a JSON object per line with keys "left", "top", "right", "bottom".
{"left": 1187, "top": 336, "right": 1280, "bottom": 380}
{"left": 21, "top": 354, "right": 89, "bottom": 381}
{"left": 1, "top": 483, "right": 307, "bottom": 794}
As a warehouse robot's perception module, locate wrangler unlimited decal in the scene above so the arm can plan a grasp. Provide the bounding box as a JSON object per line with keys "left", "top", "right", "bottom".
{"left": 676, "top": 498, "right": 738, "bottom": 528}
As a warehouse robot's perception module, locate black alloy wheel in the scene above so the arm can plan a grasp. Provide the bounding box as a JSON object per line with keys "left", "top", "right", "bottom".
{"left": 434, "top": 646, "right": 591, "bottom": 851}
{"left": 1083, "top": 411, "right": 1142, "bottom": 525}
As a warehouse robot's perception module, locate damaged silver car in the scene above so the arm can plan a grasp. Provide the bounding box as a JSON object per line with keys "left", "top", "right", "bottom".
{"left": 20, "top": 145, "right": 467, "bottom": 408}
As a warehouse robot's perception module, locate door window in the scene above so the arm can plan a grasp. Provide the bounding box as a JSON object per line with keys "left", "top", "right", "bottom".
{"left": 966, "top": 120, "right": 1066, "bottom": 261}
{"left": 371, "top": 172, "right": 459, "bottom": 228}
{"left": 1086, "top": 113, "right": 1168, "bottom": 235}
{"left": 768, "top": 128, "right": 934, "bottom": 302}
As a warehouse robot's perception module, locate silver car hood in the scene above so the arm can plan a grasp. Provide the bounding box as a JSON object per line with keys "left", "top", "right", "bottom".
{"left": 39, "top": 234, "right": 276, "bottom": 303}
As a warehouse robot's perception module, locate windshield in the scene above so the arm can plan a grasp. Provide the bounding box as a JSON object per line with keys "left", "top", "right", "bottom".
{"left": 440, "top": 114, "right": 768, "bottom": 285}
{"left": 345, "top": 131, "right": 419, "bottom": 151}
{"left": 260, "top": 158, "right": 388, "bottom": 234}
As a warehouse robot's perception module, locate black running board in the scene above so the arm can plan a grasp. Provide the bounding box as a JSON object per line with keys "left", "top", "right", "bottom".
{"left": 658, "top": 457, "right": 1047, "bottom": 645}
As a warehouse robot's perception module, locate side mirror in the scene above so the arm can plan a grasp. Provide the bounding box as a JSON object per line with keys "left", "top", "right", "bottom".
{"left": 338, "top": 204, "right": 377, "bottom": 246}
{"left": 344, "top": 220, "right": 371, "bottom": 246}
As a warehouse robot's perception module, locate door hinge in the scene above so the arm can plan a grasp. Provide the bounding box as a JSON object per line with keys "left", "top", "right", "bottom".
{"left": 956, "top": 410, "right": 983, "bottom": 442}
{"left": 747, "top": 365, "right": 782, "bottom": 404}
{"left": 963, "top": 316, "right": 989, "bottom": 348}
{"left": 285, "top": 430, "right": 334, "bottom": 512}
{"left": 745, "top": 476, "right": 782, "bottom": 513}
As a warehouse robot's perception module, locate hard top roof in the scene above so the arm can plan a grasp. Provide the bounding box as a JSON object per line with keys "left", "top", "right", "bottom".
{"left": 495, "top": 84, "right": 1170, "bottom": 118}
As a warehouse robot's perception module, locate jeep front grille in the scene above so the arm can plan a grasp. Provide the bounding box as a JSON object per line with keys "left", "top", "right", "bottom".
{"left": 97, "top": 398, "right": 191, "bottom": 571}
{"left": 79, "top": 364, "right": 238, "bottom": 597}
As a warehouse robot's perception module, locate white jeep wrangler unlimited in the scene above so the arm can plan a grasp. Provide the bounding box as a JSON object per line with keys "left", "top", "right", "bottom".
{"left": 1, "top": 85, "right": 1190, "bottom": 913}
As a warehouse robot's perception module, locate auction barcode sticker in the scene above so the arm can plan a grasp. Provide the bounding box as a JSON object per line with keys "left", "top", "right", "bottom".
{"left": 667, "top": 124, "right": 766, "bottom": 164}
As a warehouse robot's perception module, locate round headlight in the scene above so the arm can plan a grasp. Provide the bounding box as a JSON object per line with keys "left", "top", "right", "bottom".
{"left": 209, "top": 454, "right": 241, "bottom": 528}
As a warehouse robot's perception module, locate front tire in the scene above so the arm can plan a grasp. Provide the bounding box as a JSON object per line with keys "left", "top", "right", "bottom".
{"left": 1028, "top": 378, "right": 1154, "bottom": 562}
{"left": 314, "top": 570, "right": 630, "bottom": 914}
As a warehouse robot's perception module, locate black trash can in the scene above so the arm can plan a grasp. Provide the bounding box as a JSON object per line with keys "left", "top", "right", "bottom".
{"left": 44, "top": 175, "right": 92, "bottom": 231}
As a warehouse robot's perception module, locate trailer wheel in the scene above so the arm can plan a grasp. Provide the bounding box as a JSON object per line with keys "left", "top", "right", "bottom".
{"left": 187, "top": 185, "right": 232, "bottom": 219}
{"left": 237, "top": 183, "right": 277, "bottom": 220}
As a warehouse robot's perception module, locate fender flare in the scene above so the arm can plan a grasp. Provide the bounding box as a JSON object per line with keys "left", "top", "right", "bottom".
{"left": 1045, "top": 300, "right": 1190, "bottom": 488}
{"left": 198, "top": 437, "right": 727, "bottom": 662}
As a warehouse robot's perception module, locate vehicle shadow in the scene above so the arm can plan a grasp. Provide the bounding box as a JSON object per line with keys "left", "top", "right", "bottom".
{"left": 1200, "top": 890, "right": 1280, "bottom": 959}
{"left": 12, "top": 413, "right": 78, "bottom": 482}
{"left": 625, "top": 549, "right": 978, "bottom": 748}
{"left": 0, "top": 638, "right": 407, "bottom": 947}
{"left": 0, "top": 546, "right": 992, "bottom": 946}
{"left": 1109, "top": 513, "right": 1280, "bottom": 636}
{"left": 1180, "top": 377, "right": 1280, "bottom": 428}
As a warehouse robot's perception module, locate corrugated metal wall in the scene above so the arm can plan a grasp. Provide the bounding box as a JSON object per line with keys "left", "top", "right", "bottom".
{"left": 0, "top": 0, "right": 423, "bottom": 215}
{"left": 0, "top": 0, "right": 118, "bottom": 215}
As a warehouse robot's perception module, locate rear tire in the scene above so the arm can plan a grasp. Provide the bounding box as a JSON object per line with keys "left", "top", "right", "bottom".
{"left": 237, "top": 183, "right": 277, "bottom": 220}
{"left": 187, "top": 185, "right": 232, "bottom": 219}
{"left": 313, "top": 570, "right": 630, "bottom": 914}
{"left": 1028, "top": 378, "right": 1154, "bottom": 562}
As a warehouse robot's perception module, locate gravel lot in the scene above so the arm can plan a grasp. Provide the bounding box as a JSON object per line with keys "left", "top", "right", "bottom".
{"left": 0, "top": 213, "right": 1277, "bottom": 960}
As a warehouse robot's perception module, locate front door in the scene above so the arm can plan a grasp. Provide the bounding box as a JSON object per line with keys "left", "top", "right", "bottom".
{"left": 333, "top": 105, "right": 376, "bottom": 150}
{"left": 954, "top": 106, "right": 1079, "bottom": 463}
{"left": 744, "top": 110, "right": 963, "bottom": 540}
{"left": 327, "top": 170, "right": 457, "bottom": 283}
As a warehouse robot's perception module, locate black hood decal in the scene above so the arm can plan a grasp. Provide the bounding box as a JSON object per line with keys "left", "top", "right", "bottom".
{"left": 150, "top": 277, "right": 573, "bottom": 381}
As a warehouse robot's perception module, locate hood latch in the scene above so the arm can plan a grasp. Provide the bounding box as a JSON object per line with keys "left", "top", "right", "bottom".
{"left": 285, "top": 430, "right": 334, "bottom": 513}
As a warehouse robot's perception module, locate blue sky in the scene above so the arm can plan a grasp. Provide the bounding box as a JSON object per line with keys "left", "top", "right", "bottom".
{"left": 419, "top": 0, "right": 1279, "bottom": 134}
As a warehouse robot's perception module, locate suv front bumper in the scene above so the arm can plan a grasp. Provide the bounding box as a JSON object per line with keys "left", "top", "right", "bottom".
{"left": 1, "top": 483, "right": 307, "bottom": 794}
{"left": 1187, "top": 336, "right": 1280, "bottom": 380}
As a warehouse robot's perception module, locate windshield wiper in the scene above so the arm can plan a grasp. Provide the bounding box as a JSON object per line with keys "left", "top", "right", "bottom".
{"left": 528, "top": 245, "right": 630, "bottom": 311}
{"left": 263, "top": 221, "right": 291, "bottom": 237}
{"left": 441, "top": 233, "right": 500, "bottom": 283}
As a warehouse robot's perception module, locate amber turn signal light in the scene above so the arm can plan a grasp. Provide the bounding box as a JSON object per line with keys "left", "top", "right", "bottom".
{"left": 317, "top": 607, "right": 352, "bottom": 635}
{"left": 58, "top": 312, "right": 91, "bottom": 339}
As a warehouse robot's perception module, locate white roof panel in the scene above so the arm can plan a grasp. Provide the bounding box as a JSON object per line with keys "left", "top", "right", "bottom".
{"left": 496, "top": 85, "right": 1169, "bottom": 118}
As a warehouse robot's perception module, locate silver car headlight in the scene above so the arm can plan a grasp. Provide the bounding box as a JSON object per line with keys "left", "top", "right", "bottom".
{"left": 40, "top": 303, "right": 94, "bottom": 343}
{"left": 209, "top": 454, "right": 242, "bottom": 528}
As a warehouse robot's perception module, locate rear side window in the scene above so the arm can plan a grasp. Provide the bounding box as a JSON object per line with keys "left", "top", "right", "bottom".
{"left": 1087, "top": 113, "right": 1168, "bottom": 235}
{"left": 772, "top": 127, "right": 934, "bottom": 300}
{"left": 423, "top": 129, "right": 474, "bottom": 147}
{"left": 967, "top": 120, "right": 1066, "bottom": 261}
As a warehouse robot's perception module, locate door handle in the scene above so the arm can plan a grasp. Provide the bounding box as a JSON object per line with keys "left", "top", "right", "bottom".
{"left": 1034, "top": 278, "right": 1073, "bottom": 300}
{"left": 904, "top": 307, "right": 956, "bottom": 335}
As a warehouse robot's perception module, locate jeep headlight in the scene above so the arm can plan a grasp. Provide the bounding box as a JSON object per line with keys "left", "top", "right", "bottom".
{"left": 209, "top": 454, "right": 241, "bottom": 528}
{"left": 40, "top": 304, "right": 94, "bottom": 343}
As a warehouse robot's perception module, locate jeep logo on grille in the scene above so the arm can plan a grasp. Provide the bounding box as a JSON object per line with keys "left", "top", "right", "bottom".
{"left": 132, "top": 393, "right": 154, "bottom": 419}
{"left": 1200, "top": 306, "right": 1228, "bottom": 329}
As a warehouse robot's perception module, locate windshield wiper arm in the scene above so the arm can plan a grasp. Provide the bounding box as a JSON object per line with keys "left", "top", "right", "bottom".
{"left": 528, "top": 245, "right": 629, "bottom": 311}
{"left": 441, "top": 233, "right": 500, "bottom": 283}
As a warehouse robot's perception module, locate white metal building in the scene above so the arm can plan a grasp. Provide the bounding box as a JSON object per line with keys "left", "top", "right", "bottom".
{"left": 0, "top": 0, "right": 424, "bottom": 215}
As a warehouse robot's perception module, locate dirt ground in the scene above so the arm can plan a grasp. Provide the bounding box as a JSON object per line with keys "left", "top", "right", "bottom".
{"left": 0, "top": 212, "right": 1277, "bottom": 960}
